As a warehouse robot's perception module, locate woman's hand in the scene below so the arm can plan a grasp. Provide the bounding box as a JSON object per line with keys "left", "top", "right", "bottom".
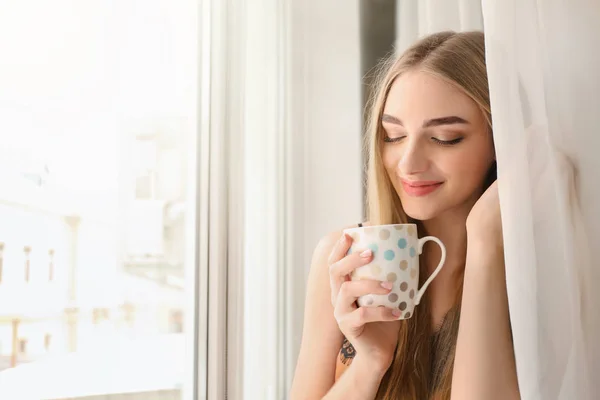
{"left": 466, "top": 180, "right": 503, "bottom": 249}
{"left": 328, "top": 233, "right": 402, "bottom": 372}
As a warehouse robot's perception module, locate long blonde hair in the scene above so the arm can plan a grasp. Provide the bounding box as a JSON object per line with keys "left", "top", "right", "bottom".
{"left": 365, "top": 31, "right": 492, "bottom": 400}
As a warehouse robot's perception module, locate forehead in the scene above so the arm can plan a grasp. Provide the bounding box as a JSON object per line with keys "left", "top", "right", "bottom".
{"left": 383, "top": 70, "right": 481, "bottom": 124}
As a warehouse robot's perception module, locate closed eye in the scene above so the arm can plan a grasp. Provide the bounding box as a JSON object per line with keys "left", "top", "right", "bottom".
{"left": 383, "top": 136, "right": 405, "bottom": 143}
{"left": 431, "top": 137, "right": 463, "bottom": 146}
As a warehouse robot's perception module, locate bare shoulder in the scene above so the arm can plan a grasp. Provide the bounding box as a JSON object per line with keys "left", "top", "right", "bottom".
{"left": 312, "top": 221, "right": 369, "bottom": 264}
{"left": 316, "top": 221, "right": 371, "bottom": 250}
{"left": 313, "top": 229, "right": 345, "bottom": 263}
{"left": 308, "top": 223, "right": 357, "bottom": 292}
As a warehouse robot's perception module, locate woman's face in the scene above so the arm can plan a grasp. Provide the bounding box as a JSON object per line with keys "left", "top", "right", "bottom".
{"left": 381, "top": 70, "right": 495, "bottom": 222}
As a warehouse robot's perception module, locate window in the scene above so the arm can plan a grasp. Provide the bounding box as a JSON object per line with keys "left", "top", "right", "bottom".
{"left": 169, "top": 310, "right": 183, "bottom": 334}
{"left": 133, "top": 137, "right": 159, "bottom": 200}
{"left": 92, "top": 308, "right": 110, "bottom": 325}
{"left": 44, "top": 334, "right": 51, "bottom": 352}
{"left": 23, "top": 246, "right": 31, "bottom": 283}
{"left": 0, "top": 1, "right": 200, "bottom": 399}
{"left": 48, "top": 249, "right": 54, "bottom": 282}
{"left": 0, "top": 243, "right": 4, "bottom": 284}
{"left": 18, "top": 338, "right": 27, "bottom": 355}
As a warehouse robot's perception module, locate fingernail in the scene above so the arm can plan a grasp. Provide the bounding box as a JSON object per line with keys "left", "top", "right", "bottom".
{"left": 359, "top": 249, "right": 372, "bottom": 258}
{"left": 380, "top": 281, "right": 393, "bottom": 290}
{"left": 392, "top": 309, "right": 402, "bottom": 317}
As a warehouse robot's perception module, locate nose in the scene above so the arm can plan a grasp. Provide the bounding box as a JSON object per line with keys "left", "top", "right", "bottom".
{"left": 397, "top": 138, "right": 429, "bottom": 176}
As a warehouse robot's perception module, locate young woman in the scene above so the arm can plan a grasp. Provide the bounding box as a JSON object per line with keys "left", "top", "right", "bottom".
{"left": 290, "top": 31, "right": 519, "bottom": 399}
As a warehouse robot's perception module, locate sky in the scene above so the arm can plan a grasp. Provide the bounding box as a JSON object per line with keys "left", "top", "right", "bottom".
{"left": 0, "top": 0, "right": 197, "bottom": 211}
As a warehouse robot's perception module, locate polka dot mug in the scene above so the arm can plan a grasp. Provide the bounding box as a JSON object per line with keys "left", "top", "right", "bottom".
{"left": 343, "top": 223, "right": 446, "bottom": 319}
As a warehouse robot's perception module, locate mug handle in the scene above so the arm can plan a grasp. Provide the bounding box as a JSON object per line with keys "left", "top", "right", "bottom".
{"left": 414, "top": 236, "right": 447, "bottom": 305}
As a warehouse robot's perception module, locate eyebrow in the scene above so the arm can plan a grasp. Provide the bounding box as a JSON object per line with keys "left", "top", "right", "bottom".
{"left": 381, "top": 114, "right": 469, "bottom": 128}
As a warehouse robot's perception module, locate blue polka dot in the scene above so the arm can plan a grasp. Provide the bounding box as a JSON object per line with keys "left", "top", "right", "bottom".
{"left": 384, "top": 250, "right": 395, "bottom": 261}
{"left": 409, "top": 247, "right": 416, "bottom": 257}
{"left": 368, "top": 243, "right": 379, "bottom": 254}
{"left": 397, "top": 238, "right": 407, "bottom": 249}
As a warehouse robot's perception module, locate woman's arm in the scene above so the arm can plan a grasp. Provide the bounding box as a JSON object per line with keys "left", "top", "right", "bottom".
{"left": 291, "top": 223, "right": 391, "bottom": 400}
{"left": 323, "top": 356, "right": 386, "bottom": 400}
{"left": 290, "top": 231, "right": 345, "bottom": 399}
{"left": 452, "top": 181, "right": 520, "bottom": 399}
{"left": 451, "top": 239, "right": 520, "bottom": 399}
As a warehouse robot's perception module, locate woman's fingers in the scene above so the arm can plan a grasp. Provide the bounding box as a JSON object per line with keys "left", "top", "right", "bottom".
{"left": 328, "top": 244, "right": 374, "bottom": 305}
{"left": 330, "top": 248, "right": 373, "bottom": 279}
{"left": 327, "top": 233, "right": 352, "bottom": 266}
{"left": 333, "top": 280, "right": 392, "bottom": 316}
{"left": 337, "top": 305, "right": 402, "bottom": 332}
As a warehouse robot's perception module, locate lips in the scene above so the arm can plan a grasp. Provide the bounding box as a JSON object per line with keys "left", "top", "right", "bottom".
{"left": 400, "top": 179, "right": 443, "bottom": 197}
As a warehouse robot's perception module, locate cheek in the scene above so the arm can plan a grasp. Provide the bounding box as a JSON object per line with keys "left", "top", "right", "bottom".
{"left": 382, "top": 148, "right": 398, "bottom": 174}
{"left": 443, "top": 151, "right": 493, "bottom": 190}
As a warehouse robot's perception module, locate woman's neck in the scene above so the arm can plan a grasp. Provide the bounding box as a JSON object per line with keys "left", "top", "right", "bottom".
{"left": 419, "top": 211, "right": 468, "bottom": 277}
{"left": 418, "top": 211, "right": 468, "bottom": 329}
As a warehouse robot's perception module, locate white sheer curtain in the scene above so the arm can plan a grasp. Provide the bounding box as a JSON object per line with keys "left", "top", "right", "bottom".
{"left": 200, "top": 0, "right": 362, "bottom": 398}
{"left": 482, "top": 1, "right": 600, "bottom": 399}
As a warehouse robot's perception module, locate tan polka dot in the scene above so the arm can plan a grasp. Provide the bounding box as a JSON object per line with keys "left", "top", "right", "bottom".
{"left": 400, "top": 282, "right": 408, "bottom": 292}
{"left": 350, "top": 232, "right": 361, "bottom": 243}
{"left": 370, "top": 264, "right": 382, "bottom": 275}
{"left": 404, "top": 312, "right": 411, "bottom": 318}
{"left": 407, "top": 225, "right": 415, "bottom": 236}
{"left": 410, "top": 268, "right": 417, "bottom": 279}
{"left": 394, "top": 225, "right": 404, "bottom": 230}
{"left": 386, "top": 272, "right": 397, "bottom": 282}
{"left": 399, "top": 301, "right": 407, "bottom": 311}
{"left": 399, "top": 260, "right": 408, "bottom": 270}
{"left": 388, "top": 293, "right": 398, "bottom": 303}
{"left": 365, "top": 227, "right": 375, "bottom": 236}
{"left": 409, "top": 289, "right": 415, "bottom": 299}
{"left": 379, "top": 229, "right": 391, "bottom": 240}
{"left": 364, "top": 296, "right": 374, "bottom": 306}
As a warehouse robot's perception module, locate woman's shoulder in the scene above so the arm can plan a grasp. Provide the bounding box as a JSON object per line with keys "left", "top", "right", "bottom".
{"left": 313, "top": 221, "right": 371, "bottom": 259}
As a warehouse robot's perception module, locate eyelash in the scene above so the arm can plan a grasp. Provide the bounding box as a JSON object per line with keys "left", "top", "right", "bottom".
{"left": 431, "top": 137, "right": 464, "bottom": 146}
{"left": 383, "top": 136, "right": 464, "bottom": 146}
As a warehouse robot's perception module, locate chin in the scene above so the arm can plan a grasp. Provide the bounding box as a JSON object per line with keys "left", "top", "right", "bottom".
{"left": 402, "top": 195, "right": 475, "bottom": 223}
{"left": 400, "top": 197, "right": 450, "bottom": 221}
{"left": 402, "top": 204, "right": 443, "bottom": 222}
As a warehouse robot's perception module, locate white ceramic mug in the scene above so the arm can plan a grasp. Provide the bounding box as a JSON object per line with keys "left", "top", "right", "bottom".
{"left": 343, "top": 223, "right": 446, "bottom": 319}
